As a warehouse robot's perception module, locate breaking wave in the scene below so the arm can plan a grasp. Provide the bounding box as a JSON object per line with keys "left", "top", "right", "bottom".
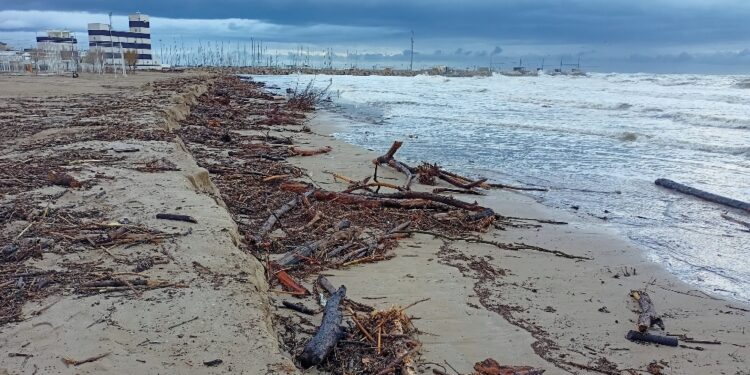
{"left": 659, "top": 112, "right": 750, "bottom": 130}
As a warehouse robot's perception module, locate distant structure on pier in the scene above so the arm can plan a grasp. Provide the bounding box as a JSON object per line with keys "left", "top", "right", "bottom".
{"left": 87, "top": 12, "right": 159, "bottom": 69}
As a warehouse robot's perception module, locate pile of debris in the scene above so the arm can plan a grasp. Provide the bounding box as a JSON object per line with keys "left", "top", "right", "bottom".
{"left": 177, "top": 75, "right": 562, "bottom": 374}
{"left": 0, "top": 76, "right": 208, "bottom": 327}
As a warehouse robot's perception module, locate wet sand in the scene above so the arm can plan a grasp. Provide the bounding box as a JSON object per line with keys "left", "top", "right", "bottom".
{"left": 286, "top": 110, "right": 750, "bottom": 374}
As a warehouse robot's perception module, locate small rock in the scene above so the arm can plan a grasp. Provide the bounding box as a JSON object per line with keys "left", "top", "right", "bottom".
{"left": 598, "top": 306, "right": 610, "bottom": 313}
{"left": 203, "top": 359, "right": 223, "bottom": 367}
{"left": 269, "top": 228, "right": 287, "bottom": 239}
{"left": 1, "top": 244, "right": 19, "bottom": 256}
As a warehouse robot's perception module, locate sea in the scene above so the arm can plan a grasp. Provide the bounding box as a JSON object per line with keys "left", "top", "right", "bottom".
{"left": 251, "top": 72, "right": 750, "bottom": 303}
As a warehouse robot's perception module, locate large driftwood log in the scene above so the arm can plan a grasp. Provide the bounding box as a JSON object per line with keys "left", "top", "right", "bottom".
{"left": 655, "top": 178, "right": 750, "bottom": 212}
{"left": 368, "top": 191, "right": 489, "bottom": 213}
{"left": 630, "top": 290, "right": 664, "bottom": 332}
{"left": 281, "top": 182, "right": 451, "bottom": 211}
{"left": 298, "top": 286, "right": 347, "bottom": 368}
{"left": 626, "top": 330, "right": 678, "bottom": 347}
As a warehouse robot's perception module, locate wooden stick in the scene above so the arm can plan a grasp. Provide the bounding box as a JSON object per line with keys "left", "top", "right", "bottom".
{"left": 347, "top": 307, "right": 376, "bottom": 344}
{"left": 282, "top": 301, "right": 317, "bottom": 315}
{"left": 168, "top": 316, "right": 199, "bottom": 330}
{"left": 275, "top": 221, "right": 354, "bottom": 267}
{"left": 254, "top": 190, "right": 313, "bottom": 243}
{"left": 375, "top": 342, "right": 421, "bottom": 375}
{"left": 396, "top": 230, "right": 590, "bottom": 260}
{"left": 432, "top": 187, "right": 484, "bottom": 195}
{"left": 275, "top": 270, "right": 309, "bottom": 295}
{"left": 62, "top": 352, "right": 110, "bottom": 366}
{"left": 155, "top": 213, "right": 197, "bottom": 223}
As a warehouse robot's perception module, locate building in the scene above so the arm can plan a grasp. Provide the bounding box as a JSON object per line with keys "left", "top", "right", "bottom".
{"left": 87, "top": 13, "right": 158, "bottom": 69}
{"left": 36, "top": 30, "right": 77, "bottom": 51}
{"left": 34, "top": 30, "right": 79, "bottom": 73}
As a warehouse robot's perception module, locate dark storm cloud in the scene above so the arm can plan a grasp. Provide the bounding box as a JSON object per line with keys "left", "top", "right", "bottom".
{"left": 4, "top": 0, "right": 750, "bottom": 45}
{"left": 2, "top": 1, "right": 749, "bottom": 72}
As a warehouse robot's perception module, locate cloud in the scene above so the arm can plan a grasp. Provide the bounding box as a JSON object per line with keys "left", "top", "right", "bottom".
{"left": 1, "top": 2, "right": 750, "bottom": 73}
{"left": 0, "top": 10, "right": 402, "bottom": 45}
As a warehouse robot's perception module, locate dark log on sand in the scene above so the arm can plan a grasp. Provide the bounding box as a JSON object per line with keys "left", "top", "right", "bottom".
{"left": 630, "top": 290, "right": 664, "bottom": 332}
{"left": 156, "top": 213, "right": 197, "bottom": 223}
{"left": 298, "top": 286, "right": 347, "bottom": 368}
{"left": 655, "top": 178, "right": 750, "bottom": 212}
{"left": 626, "top": 330, "right": 678, "bottom": 347}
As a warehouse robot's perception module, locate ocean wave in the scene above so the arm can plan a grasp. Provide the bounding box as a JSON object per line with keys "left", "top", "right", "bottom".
{"left": 658, "top": 112, "right": 750, "bottom": 130}
{"left": 696, "top": 144, "right": 750, "bottom": 156}
{"left": 734, "top": 79, "right": 750, "bottom": 89}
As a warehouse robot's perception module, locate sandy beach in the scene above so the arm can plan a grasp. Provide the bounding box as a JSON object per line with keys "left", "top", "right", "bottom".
{"left": 0, "top": 72, "right": 747, "bottom": 375}
{"left": 286, "top": 111, "right": 750, "bottom": 374}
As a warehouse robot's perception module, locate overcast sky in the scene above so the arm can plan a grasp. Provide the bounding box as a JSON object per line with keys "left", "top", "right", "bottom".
{"left": 1, "top": 0, "right": 749, "bottom": 73}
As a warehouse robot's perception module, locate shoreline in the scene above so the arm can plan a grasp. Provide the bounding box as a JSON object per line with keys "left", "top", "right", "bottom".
{"left": 253, "top": 71, "right": 750, "bottom": 305}
{"left": 286, "top": 108, "right": 750, "bottom": 374}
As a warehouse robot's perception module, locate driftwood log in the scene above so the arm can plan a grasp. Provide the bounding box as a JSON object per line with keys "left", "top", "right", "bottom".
{"left": 281, "top": 182, "right": 451, "bottom": 211}
{"left": 656, "top": 178, "right": 750, "bottom": 212}
{"left": 630, "top": 290, "right": 664, "bottom": 332}
{"left": 626, "top": 330, "right": 678, "bottom": 347}
{"left": 290, "top": 146, "right": 332, "bottom": 156}
{"left": 372, "top": 141, "right": 416, "bottom": 190}
{"left": 298, "top": 285, "right": 347, "bottom": 368}
{"left": 254, "top": 190, "right": 314, "bottom": 243}
{"left": 281, "top": 182, "right": 494, "bottom": 214}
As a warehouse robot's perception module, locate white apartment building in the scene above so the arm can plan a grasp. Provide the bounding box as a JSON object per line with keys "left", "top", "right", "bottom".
{"left": 87, "top": 13, "right": 159, "bottom": 68}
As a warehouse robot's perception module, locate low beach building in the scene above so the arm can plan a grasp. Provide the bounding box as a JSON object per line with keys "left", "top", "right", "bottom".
{"left": 33, "top": 30, "right": 79, "bottom": 73}
{"left": 87, "top": 12, "right": 159, "bottom": 69}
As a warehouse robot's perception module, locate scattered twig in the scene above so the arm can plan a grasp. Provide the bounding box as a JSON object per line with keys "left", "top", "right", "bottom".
{"left": 62, "top": 352, "right": 110, "bottom": 366}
